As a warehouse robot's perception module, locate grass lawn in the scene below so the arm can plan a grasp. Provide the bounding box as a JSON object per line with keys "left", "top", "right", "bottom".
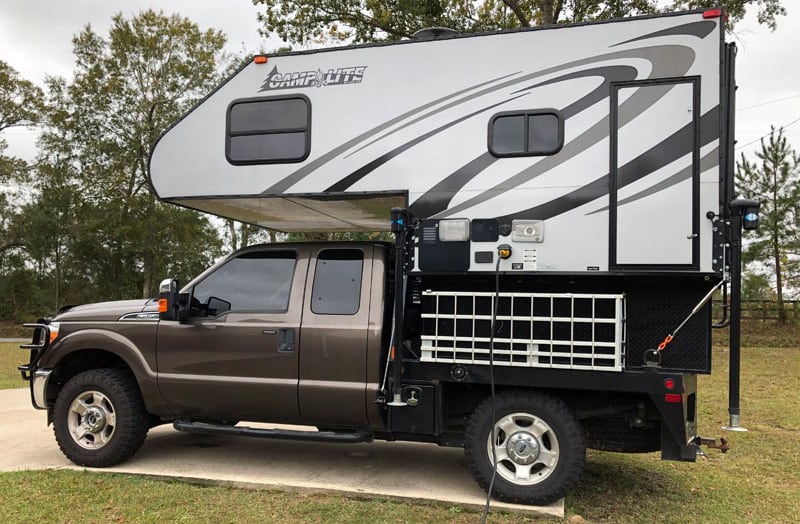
{"left": 0, "top": 342, "right": 27, "bottom": 389}
{"left": 1, "top": 339, "right": 799, "bottom": 522}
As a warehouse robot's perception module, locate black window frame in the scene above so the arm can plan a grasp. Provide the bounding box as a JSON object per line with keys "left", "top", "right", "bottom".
{"left": 310, "top": 249, "right": 364, "bottom": 316}
{"left": 488, "top": 109, "right": 564, "bottom": 158}
{"left": 226, "top": 95, "right": 311, "bottom": 165}
{"left": 188, "top": 250, "right": 298, "bottom": 318}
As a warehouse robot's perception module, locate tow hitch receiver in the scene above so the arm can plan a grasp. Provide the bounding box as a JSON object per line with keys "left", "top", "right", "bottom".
{"left": 694, "top": 436, "right": 730, "bottom": 453}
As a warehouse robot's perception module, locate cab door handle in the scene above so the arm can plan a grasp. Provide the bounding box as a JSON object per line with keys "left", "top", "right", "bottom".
{"left": 278, "top": 328, "right": 295, "bottom": 352}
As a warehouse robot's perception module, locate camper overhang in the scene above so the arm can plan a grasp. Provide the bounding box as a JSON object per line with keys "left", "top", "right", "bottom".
{"left": 167, "top": 193, "right": 406, "bottom": 232}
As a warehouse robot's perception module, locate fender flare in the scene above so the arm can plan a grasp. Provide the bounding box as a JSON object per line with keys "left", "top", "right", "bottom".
{"left": 41, "top": 328, "right": 168, "bottom": 416}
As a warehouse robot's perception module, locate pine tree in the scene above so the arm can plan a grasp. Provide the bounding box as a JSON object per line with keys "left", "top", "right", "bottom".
{"left": 736, "top": 127, "right": 800, "bottom": 323}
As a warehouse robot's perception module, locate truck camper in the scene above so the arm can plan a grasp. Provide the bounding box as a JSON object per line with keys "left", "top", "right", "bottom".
{"left": 21, "top": 9, "right": 757, "bottom": 506}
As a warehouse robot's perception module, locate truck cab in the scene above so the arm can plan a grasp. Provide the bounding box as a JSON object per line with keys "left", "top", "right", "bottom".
{"left": 156, "top": 242, "right": 389, "bottom": 429}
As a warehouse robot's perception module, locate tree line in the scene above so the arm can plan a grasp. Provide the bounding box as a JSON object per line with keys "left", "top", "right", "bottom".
{"left": 0, "top": 1, "right": 793, "bottom": 322}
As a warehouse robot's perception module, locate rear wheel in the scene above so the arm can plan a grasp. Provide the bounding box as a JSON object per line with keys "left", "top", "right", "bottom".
{"left": 53, "top": 368, "right": 149, "bottom": 467}
{"left": 464, "top": 390, "right": 585, "bottom": 505}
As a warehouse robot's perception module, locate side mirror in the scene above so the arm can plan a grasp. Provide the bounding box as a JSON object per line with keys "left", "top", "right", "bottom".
{"left": 158, "top": 278, "right": 183, "bottom": 321}
{"left": 206, "top": 296, "right": 231, "bottom": 317}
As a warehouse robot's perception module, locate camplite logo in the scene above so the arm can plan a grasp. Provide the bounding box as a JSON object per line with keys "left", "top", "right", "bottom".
{"left": 259, "top": 65, "right": 367, "bottom": 91}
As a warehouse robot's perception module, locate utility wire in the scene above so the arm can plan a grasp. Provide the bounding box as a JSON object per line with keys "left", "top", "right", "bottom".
{"left": 737, "top": 93, "right": 800, "bottom": 112}
{"left": 735, "top": 115, "right": 800, "bottom": 150}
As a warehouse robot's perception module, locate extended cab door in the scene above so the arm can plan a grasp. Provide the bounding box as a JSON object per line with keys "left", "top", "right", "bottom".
{"left": 298, "top": 246, "right": 376, "bottom": 427}
{"left": 156, "top": 246, "right": 309, "bottom": 422}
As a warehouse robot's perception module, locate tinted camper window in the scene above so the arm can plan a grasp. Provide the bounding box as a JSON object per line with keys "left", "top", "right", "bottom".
{"left": 489, "top": 110, "right": 563, "bottom": 157}
{"left": 226, "top": 96, "right": 310, "bottom": 164}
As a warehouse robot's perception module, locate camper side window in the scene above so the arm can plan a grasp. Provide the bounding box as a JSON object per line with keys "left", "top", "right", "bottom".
{"left": 226, "top": 96, "right": 311, "bottom": 164}
{"left": 488, "top": 110, "right": 563, "bottom": 157}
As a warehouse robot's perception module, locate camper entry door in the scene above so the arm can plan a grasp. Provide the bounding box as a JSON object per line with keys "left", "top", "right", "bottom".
{"left": 610, "top": 78, "right": 699, "bottom": 270}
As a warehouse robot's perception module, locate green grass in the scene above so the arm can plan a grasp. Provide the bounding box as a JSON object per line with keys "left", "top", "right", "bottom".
{"left": 568, "top": 345, "right": 800, "bottom": 523}
{"left": 0, "top": 321, "right": 28, "bottom": 338}
{"left": 1, "top": 334, "right": 799, "bottom": 522}
{"left": 0, "top": 471, "right": 538, "bottom": 524}
{"left": 0, "top": 342, "right": 26, "bottom": 389}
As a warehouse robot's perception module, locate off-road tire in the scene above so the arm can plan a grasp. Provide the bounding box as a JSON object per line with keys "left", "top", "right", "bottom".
{"left": 53, "top": 368, "right": 149, "bottom": 467}
{"left": 464, "top": 390, "right": 585, "bottom": 505}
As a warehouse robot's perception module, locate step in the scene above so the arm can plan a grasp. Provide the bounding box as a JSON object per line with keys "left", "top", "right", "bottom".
{"left": 173, "top": 420, "right": 373, "bottom": 444}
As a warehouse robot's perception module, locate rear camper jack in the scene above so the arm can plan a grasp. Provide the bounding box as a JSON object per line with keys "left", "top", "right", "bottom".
{"left": 723, "top": 199, "right": 760, "bottom": 433}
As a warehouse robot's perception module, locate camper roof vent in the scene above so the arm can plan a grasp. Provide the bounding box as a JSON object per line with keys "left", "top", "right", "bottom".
{"left": 412, "top": 27, "right": 460, "bottom": 40}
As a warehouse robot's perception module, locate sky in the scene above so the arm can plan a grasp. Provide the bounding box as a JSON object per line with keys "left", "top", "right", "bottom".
{"left": 1, "top": 0, "right": 799, "bottom": 162}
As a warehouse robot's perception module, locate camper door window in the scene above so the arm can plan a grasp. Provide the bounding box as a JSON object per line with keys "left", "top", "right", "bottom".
{"left": 226, "top": 95, "right": 311, "bottom": 164}
{"left": 488, "top": 110, "right": 563, "bottom": 157}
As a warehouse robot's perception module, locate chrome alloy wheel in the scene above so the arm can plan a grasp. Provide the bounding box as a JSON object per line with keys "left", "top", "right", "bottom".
{"left": 67, "top": 390, "right": 117, "bottom": 450}
{"left": 487, "top": 412, "right": 560, "bottom": 485}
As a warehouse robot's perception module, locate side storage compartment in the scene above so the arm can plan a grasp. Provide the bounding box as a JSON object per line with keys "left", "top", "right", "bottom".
{"left": 420, "top": 291, "right": 625, "bottom": 372}
{"left": 388, "top": 384, "right": 438, "bottom": 434}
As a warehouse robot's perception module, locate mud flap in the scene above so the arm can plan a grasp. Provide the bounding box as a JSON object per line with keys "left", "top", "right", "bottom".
{"left": 652, "top": 374, "right": 699, "bottom": 461}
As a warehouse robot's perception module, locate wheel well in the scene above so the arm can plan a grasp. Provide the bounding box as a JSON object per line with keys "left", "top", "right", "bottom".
{"left": 47, "top": 349, "right": 137, "bottom": 406}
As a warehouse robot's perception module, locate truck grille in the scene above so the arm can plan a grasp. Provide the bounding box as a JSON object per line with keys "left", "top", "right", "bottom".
{"left": 420, "top": 291, "right": 625, "bottom": 371}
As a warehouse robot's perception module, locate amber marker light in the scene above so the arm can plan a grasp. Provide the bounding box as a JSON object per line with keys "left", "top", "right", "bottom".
{"left": 253, "top": 55, "right": 268, "bottom": 64}
{"left": 48, "top": 322, "right": 61, "bottom": 344}
{"left": 158, "top": 298, "right": 168, "bottom": 313}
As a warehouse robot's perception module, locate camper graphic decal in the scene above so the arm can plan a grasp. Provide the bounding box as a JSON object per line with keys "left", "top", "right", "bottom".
{"left": 259, "top": 65, "right": 367, "bottom": 91}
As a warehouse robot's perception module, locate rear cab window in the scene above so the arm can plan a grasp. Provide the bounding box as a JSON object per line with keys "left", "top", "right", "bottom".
{"left": 310, "top": 249, "right": 364, "bottom": 315}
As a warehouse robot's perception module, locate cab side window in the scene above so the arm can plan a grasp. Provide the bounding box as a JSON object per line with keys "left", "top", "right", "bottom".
{"left": 191, "top": 251, "right": 297, "bottom": 317}
{"left": 311, "top": 249, "right": 363, "bottom": 315}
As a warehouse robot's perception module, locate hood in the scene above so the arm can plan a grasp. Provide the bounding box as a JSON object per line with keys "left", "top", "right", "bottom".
{"left": 54, "top": 299, "right": 159, "bottom": 322}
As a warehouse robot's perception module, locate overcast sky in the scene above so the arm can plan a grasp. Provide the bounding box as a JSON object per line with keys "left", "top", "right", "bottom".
{"left": 1, "top": 0, "right": 798, "bottom": 161}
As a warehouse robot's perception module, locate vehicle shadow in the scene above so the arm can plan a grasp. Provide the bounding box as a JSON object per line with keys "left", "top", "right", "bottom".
{"left": 569, "top": 450, "right": 693, "bottom": 518}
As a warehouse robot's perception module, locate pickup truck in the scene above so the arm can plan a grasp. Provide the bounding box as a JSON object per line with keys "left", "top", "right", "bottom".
{"left": 21, "top": 239, "right": 720, "bottom": 506}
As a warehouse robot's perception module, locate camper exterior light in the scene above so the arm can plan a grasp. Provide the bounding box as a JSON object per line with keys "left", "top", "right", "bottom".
{"left": 438, "top": 219, "right": 470, "bottom": 242}
{"left": 253, "top": 56, "right": 268, "bottom": 64}
{"left": 511, "top": 220, "right": 544, "bottom": 242}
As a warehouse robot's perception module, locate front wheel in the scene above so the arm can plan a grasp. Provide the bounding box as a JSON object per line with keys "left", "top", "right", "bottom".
{"left": 464, "top": 390, "right": 585, "bottom": 505}
{"left": 53, "top": 368, "right": 149, "bottom": 467}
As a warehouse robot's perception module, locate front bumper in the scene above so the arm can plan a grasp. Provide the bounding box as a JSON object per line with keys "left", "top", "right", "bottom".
{"left": 31, "top": 369, "right": 52, "bottom": 410}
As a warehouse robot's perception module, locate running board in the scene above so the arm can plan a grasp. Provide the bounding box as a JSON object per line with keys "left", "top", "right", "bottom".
{"left": 173, "top": 420, "right": 373, "bottom": 443}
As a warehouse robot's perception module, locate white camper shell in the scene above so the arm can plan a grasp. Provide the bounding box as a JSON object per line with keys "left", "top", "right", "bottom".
{"left": 149, "top": 10, "right": 727, "bottom": 274}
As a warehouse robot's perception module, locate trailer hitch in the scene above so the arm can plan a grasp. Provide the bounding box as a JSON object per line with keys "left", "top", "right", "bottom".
{"left": 694, "top": 436, "right": 730, "bottom": 453}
